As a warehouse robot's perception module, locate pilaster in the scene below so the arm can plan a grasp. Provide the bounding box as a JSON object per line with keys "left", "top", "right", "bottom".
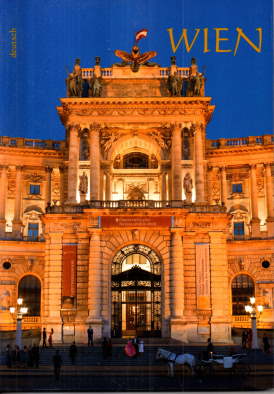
{"left": 221, "top": 166, "right": 227, "bottom": 207}
{"left": 45, "top": 166, "right": 53, "bottom": 206}
{"left": 89, "top": 124, "right": 100, "bottom": 200}
{"left": 87, "top": 229, "right": 102, "bottom": 339}
{"left": 250, "top": 164, "right": 260, "bottom": 237}
{"left": 12, "top": 166, "right": 23, "bottom": 238}
{"left": 43, "top": 231, "right": 63, "bottom": 342}
{"left": 67, "top": 126, "right": 80, "bottom": 203}
{"left": 194, "top": 124, "right": 205, "bottom": 203}
{"left": 171, "top": 124, "right": 182, "bottom": 200}
{"left": 209, "top": 231, "right": 231, "bottom": 343}
{"left": 0, "top": 165, "right": 8, "bottom": 236}
{"left": 265, "top": 163, "right": 274, "bottom": 236}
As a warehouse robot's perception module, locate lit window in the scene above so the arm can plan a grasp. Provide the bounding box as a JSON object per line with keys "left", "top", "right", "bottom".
{"left": 232, "top": 183, "right": 243, "bottom": 193}
{"left": 28, "top": 223, "right": 39, "bottom": 240}
{"left": 232, "top": 274, "right": 254, "bottom": 315}
{"left": 29, "top": 184, "right": 40, "bottom": 195}
{"left": 234, "top": 222, "right": 244, "bottom": 236}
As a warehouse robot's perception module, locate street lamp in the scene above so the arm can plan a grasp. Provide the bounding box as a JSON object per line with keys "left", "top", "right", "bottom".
{"left": 245, "top": 296, "right": 263, "bottom": 350}
{"left": 9, "top": 298, "right": 28, "bottom": 349}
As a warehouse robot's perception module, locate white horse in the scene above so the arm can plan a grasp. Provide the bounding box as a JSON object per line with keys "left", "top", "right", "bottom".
{"left": 156, "top": 348, "right": 196, "bottom": 377}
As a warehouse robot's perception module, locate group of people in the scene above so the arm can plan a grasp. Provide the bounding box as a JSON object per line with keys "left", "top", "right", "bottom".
{"left": 124, "top": 337, "right": 144, "bottom": 358}
{"left": 5, "top": 343, "right": 40, "bottom": 368}
{"left": 42, "top": 327, "right": 54, "bottom": 348}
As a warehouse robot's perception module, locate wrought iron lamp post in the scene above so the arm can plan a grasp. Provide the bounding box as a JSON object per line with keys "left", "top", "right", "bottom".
{"left": 9, "top": 298, "right": 28, "bottom": 349}
{"left": 245, "top": 296, "right": 263, "bottom": 350}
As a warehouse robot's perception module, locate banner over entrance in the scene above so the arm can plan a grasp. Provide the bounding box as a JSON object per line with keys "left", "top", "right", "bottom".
{"left": 101, "top": 216, "right": 171, "bottom": 228}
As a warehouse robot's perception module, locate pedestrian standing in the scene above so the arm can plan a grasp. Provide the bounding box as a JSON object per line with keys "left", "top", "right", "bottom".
{"left": 21, "top": 346, "right": 28, "bottom": 367}
{"left": 263, "top": 333, "right": 271, "bottom": 353}
{"left": 107, "top": 338, "right": 112, "bottom": 358}
{"left": 87, "top": 325, "right": 93, "bottom": 346}
{"left": 69, "top": 341, "right": 78, "bottom": 365}
{"left": 52, "top": 350, "right": 62, "bottom": 381}
{"left": 241, "top": 330, "right": 248, "bottom": 350}
{"left": 138, "top": 339, "right": 144, "bottom": 355}
{"left": 247, "top": 329, "right": 252, "bottom": 349}
{"left": 102, "top": 337, "right": 108, "bottom": 358}
{"left": 206, "top": 337, "right": 214, "bottom": 360}
{"left": 48, "top": 328, "right": 54, "bottom": 347}
{"left": 32, "top": 344, "right": 40, "bottom": 368}
{"left": 42, "top": 328, "right": 47, "bottom": 348}
{"left": 5, "top": 344, "right": 12, "bottom": 368}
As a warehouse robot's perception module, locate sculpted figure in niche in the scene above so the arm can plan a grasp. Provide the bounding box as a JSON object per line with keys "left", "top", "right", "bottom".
{"left": 0, "top": 290, "right": 11, "bottom": 311}
{"left": 150, "top": 154, "right": 158, "bottom": 168}
{"left": 183, "top": 173, "right": 193, "bottom": 203}
{"left": 66, "top": 58, "right": 83, "bottom": 97}
{"left": 79, "top": 172, "right": 88, "bottom": 194}
{"left": 113, "top": 154, "right": 121, "bottom": 169}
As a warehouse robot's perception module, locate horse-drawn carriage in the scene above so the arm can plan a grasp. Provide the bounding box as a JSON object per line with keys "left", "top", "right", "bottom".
{"left": 156, "top": 348, "right": 250, "bottom": 377}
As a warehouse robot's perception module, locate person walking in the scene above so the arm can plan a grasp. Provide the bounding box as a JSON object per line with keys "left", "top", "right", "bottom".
{"left": 42, "top": 328, "right": 47, "bottom": 348}
{"left": 48, "top": 328, "right": 54, "bottom": 347}
{"left": 87, "top": 325, "right": 93, "bottom": 346}
{"left": 69, "top": 341, "right": 78, "bottom": 365}
{"left": 52, "top": 350, "right": 62, "bottom": 381}
{"left": 241, "top": 330, "right": 248, "bottom": 350}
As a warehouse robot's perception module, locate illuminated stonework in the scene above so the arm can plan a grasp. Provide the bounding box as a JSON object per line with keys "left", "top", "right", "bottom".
{"left": 0, "top": 54, "right": 273, "bottom": 344}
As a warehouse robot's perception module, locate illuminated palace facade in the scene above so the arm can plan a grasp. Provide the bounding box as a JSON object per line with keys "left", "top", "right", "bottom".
{"left": 0, "top": 51, "right": 273, "bottom": 344}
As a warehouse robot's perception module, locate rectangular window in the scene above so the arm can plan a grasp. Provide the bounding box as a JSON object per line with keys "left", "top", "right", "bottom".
{"left": 29, "top": 184, "right": 40, "bottom": 195}
{"left": 234, "top": 222, "right": 245, "bottom": 236}
{"left": 28, "top": 223, "right": 39, "bottom": 240}
{"left": 232, "top": 183, "right": 243, "bottom": 193}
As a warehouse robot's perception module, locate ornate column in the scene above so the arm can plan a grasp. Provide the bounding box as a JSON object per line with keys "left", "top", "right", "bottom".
{"left": 265, "top": 163, "right": 274, "bottom": 236}
{"left": 194, "top": 124, "right": 205, "bottom": 203}
{"left": 221, "top": 167, "right": 227, "bottom": 207}
{"left": 89, "top": 124, "right": 100, "bottom": 200}
{"left": 250, "top": 164, "right": 260, "bottom": 237}
{"left": 105, "top": 168, "right": 111, "bottom": 200}
{"left": 171, "top": 124, "right": 182, "bottom": 200}
{"left": 45, "top": 167, "right": 53, "bottom": 207}
{"left": 12, "top": 166, "right": 23, "bottom": 238}
{"left": 161, "top": 172, "right": 167, "bottom": 200}
{"left": 170, "top": 231, "right": 185, "bottom": 340}
{"left": 87, "top": 229, "right": 102, "bottom": 338}
{"left": 59, "top": 166, "right": 65, "bottom": 205}
{"left": 67, "top": 126, "right": 80, "bottom": 203}
{"left": 0, "top": 166, "right": 8, "bottom": 236}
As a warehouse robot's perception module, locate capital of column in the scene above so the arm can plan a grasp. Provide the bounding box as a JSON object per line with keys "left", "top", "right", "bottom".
{"left": 45, "top": 166, "right": 53, "bottom": 173}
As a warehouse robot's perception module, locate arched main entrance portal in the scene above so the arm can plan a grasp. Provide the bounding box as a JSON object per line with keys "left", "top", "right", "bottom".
{"left": 111, "top": 244, "right": 161, "bottom": 338}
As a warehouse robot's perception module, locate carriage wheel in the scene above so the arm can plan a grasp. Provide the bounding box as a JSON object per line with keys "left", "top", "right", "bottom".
{"left": 195, "top": 362, "right": 212, "bottom": 377}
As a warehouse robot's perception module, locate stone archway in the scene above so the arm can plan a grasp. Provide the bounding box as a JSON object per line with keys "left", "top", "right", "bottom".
{"left": 111, "top": 244, "right": 161, "bottom": 338}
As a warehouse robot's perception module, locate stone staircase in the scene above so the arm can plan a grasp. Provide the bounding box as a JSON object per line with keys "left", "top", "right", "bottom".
{"left": 37, "top": 343, "right": 241, "bottom": 367}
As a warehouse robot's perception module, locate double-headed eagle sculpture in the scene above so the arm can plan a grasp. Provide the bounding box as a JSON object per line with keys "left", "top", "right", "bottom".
{"left": 114, "top": 45, "right": 157, "bottom": 72}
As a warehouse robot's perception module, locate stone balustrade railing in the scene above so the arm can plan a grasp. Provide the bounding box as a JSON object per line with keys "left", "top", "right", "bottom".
{"left": 46, "top": 200, "right": 227, "bottom": 214}
{"left": 207, "top": 134, "right": 273, "bottom": 149}
{"left": 0, "top": 136, "right": 65, "bottom": 150}
{"left": 81, "top": 67, "right": 189, "bottom": 79}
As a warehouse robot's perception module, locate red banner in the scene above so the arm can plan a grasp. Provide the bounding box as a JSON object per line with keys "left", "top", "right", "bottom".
{"left": 62, "top": 244, "right": 77, "bottom": 297}
{"left": 101, "top": 216, "right": 171, "bottom": 228}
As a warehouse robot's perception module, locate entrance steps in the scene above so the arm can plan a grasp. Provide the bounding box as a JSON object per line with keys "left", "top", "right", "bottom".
{"left": 37, "top": 342, "right": 241, "bottom": 367}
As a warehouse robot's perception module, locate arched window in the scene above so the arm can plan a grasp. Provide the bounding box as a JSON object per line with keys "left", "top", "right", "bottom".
{"left": 123, "top": 153, "right": 149, "bottom": 169}
{"left": 232, "top": 274, "right": 254, "bottom": 315}
{"left": 18, "top": 275, "right": 41, "bottom": 316}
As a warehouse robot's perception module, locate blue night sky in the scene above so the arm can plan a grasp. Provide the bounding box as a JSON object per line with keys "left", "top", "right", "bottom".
{"left": 1, "top": 0, "right": 273, "bottom": 141}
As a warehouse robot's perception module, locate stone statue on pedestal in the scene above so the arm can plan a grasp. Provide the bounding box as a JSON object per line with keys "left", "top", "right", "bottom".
{"left": 183, "top": 173, "right": 193, "bottom": 203}
{"left": 79, "top": 172, "right": 88, "bottom": 201}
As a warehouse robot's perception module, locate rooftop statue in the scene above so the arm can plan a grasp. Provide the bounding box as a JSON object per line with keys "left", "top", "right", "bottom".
{"left": 114, "top": 45, "right": 158, "bottom": 72}
{"left": 66, "top": 58, "right": 83, "bottom": 97}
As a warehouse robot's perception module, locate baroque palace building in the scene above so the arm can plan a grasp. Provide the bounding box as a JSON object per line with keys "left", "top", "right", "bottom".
{"left": 0, "top": 47, "right": 273, "bottom": 344}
